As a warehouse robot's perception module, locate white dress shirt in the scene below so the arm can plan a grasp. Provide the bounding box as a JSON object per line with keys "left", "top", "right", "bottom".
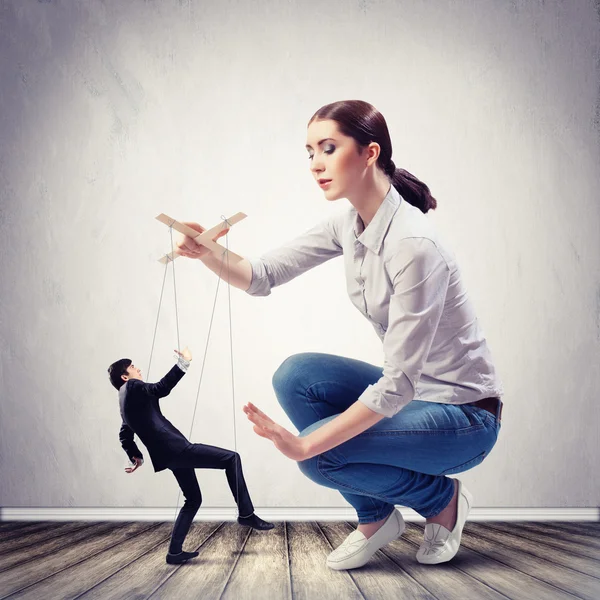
{"left": 174, "top": 356, "right": 191, "bottom": 372}
{"left": 246, "top": 185, "right": 503, "bottom": 418}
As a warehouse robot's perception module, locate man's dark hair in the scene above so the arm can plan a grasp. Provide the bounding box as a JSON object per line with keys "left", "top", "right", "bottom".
{"left": 108, "top": 358, "right": 132, "bottom": 390}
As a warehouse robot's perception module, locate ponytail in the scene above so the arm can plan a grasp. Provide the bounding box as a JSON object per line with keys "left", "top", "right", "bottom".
{"left": 387, "top": 162, "right": 437, "bottom": 214}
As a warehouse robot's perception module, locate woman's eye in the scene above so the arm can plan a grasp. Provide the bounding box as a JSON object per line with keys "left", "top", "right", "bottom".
{"left": 307, "top": 146, "right": 335, "bottom": 159}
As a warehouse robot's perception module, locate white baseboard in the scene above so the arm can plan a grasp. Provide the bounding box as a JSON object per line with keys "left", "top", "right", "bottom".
{"left": 1, "top": 507, "right": 598, "bottom": 522}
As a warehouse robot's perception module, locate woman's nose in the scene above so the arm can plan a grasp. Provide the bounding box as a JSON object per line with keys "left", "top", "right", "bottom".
{"left": 310, "top": 159, "right": 324, "bottom": 174}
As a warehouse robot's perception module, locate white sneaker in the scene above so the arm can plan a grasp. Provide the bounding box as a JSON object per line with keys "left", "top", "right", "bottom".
{"left": 326, "top": 508, "right": 405, "bottom": 570}
{"left": 416, "top": 479, "right": 473, "bottom": 564}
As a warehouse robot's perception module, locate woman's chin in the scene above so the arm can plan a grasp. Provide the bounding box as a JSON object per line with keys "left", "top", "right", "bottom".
{"left": 323, "top": 189, "right": 342, "bottom": 201}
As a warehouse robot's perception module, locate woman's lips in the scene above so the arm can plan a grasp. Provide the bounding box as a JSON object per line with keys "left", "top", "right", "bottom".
{"left": 318, "top": 179, "right": 332, "bottom": 188}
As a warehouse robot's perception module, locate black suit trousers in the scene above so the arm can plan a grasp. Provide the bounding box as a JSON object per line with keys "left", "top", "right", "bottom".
{"left": 166, "top": 443, "right": 255, "bottom": 553}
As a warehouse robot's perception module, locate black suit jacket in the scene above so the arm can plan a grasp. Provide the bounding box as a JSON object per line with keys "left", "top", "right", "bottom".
{"left": 118, "top": 364, "right": 190, "bottom": 472}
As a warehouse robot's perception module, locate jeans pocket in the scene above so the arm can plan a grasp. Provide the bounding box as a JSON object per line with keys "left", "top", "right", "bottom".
{"left": 438, "top": 450, "right": 487, "bottom": 476}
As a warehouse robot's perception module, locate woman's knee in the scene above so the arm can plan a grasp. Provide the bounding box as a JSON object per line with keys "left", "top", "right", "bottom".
{"left": 271, "top": 352, "right": 325, "bottom": 399}
{"left": 297, "top": 454, "right": 320, "bottom": 482}
{"left": 297, "top": 450, "right": 342, "bottom": 489}
{"left": 272, "top": 353, "right": 309, "bottom": 390}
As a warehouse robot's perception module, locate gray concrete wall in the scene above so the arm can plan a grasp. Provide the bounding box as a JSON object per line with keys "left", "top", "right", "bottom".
{"left": 0, "top": 0, "right": 598, "bottom": 510}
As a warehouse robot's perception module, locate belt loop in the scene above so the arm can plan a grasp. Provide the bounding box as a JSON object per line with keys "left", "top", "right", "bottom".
{"left": 460, "top": 404, "right": 477, "bottom": 426}
{"left": 496, "top": 398, "right": 502, "bottom": 433}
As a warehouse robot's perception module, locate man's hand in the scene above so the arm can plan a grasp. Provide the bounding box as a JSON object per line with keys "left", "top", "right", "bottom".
{"left": 125, "top": 457, "right": 143, "bottom": 473}
{"left": 174, "top": 347, "right": 192, "bottom": 361}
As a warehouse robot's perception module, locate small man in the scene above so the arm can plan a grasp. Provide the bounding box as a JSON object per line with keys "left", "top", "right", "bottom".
{"left": 108, "top": 347, "right": 273, "bottom": 564}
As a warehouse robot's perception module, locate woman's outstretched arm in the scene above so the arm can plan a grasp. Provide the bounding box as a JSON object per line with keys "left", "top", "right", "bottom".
{"left": 243, "top": 399, "right": 385, "bottom": 461}
{"left": 302, "top": 400, "right": 385, "bottom": 459}
{"left": 178, "top": 212, "right": 344, "bottom": 296}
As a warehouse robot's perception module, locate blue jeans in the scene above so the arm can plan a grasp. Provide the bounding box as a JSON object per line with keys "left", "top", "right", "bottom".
{"left": 273, "top": 353, "right": 501, "bottom": 523}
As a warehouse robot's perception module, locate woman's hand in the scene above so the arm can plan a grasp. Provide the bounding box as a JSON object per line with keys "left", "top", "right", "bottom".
{"left": 243, "top": 402, "right": 310, "bottom": 461}
{"left": 177, "top": 222, "right": 229, "bottom": 260}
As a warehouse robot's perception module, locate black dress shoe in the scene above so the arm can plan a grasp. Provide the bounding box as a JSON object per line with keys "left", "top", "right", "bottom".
{"left": 166, "top": 550, "right": 199, "bottom": 564}
{"left": 237, "top": 513, "right": 274, "bottom": 530}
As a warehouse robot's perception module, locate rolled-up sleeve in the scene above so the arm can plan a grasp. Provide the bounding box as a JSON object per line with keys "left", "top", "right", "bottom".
{"left": 358, "top": 238, "right": 450, "bottom": 417}
{"left": 245, "top": 214, "right": 344, "bottom": 297}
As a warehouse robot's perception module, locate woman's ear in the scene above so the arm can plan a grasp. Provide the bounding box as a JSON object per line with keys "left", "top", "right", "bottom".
{"left": 121, "top": 374, "right": 129, "bottom": 382}
{"left": 365, "top": 142, "right": 381, "bottom": 167}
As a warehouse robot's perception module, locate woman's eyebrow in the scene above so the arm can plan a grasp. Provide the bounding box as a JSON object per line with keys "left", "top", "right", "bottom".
{"left": 305, "top": 137, "right": 336, "bottom": 149}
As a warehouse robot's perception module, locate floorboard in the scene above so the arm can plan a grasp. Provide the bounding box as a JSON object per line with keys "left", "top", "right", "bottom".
{"left": 0, "top": 520, "right": 596, "bottom": 600}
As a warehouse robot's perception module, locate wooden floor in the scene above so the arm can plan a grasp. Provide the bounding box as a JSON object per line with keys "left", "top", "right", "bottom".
{"left": 0, "top": 519, "right": 598, "bottom": 599}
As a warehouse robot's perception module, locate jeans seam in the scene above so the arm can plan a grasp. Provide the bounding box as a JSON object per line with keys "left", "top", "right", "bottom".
{"left": 367, "top": 495, "right": 385, "bottom": 521}
{"left": 316, "top": 455, "right": 399, "bottom": 505}
{"left": 356, "top": 424, "right": 485, "bottom": 437}
{"left": 425, "top": 480, "right": 456, "bottom": 518}
{"left": 304, "top": 381, "right": 358, "bottom": 422}
{"left": 437, "top": 450, "right": 487, "bottom": 475}
{"left": 459, "top": 404, "right": 479, "bottom": 426}
{"left": 305, "top": 380, "right": 367, "bottom": 396}
{"left": 304, "top": 394, "right": 325, "bottom": 422}
{"left": 315, "top": 456, "right": 435, "bottom": 521}
{"left": 369, "top": 505, "right": 395, "bottom": 524}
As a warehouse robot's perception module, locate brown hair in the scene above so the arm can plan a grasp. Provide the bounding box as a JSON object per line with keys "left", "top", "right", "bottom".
{"left": 309, "top": 100, "right": 437, "bottom": 213}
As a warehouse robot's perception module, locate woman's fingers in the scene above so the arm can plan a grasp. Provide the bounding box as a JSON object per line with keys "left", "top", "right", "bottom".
{"left": 246, "top": 402, "right": 276, "bottom": 424}
{"left": 182, "top": 221, "right": 205, "bottom": 234}
{"left": 245, "top": 406, "right": 289, "bottom": 450}
{"left": 175, "top": 222, "right": 230, "bottom": 260}
{"left": 178, "top": 222, "right": 205, "bottom": 254}
{"left": 245, "top": 409, "right": 281, "bottom": 444}
{"left": 244, "top": 404, "right": 266, "bottom": 422}
{"left": 179, "top": 236, "right": 202, "bottom": 252}
{"left": 244, "top": 405, "right": 269, "bottom": 426}
{"left": 176, "top": 248, "right": 196, "bottom": 259}
{"left": 245, "top": 409, "right": 265, "bottom": 427}
{"left": 253, "top": 425, "right": 271, "bottom": 439}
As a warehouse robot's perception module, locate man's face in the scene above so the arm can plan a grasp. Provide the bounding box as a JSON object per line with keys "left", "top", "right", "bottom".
{"left": 122, "top": 363, "right": 143, "bottom": 383}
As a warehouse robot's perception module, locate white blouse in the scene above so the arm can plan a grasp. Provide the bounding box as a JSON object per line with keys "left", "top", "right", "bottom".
{"left": 246, "top": 185, "right": 504, "bottom": 418}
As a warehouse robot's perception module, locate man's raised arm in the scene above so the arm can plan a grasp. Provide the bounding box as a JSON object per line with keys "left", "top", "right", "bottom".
{"left": 140, "top": 349, "right": 192, "bottom": 398}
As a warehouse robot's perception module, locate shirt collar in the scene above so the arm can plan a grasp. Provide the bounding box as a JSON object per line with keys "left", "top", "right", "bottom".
{"left": 352, "top": 185, "right": 402, "bottom": 254}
